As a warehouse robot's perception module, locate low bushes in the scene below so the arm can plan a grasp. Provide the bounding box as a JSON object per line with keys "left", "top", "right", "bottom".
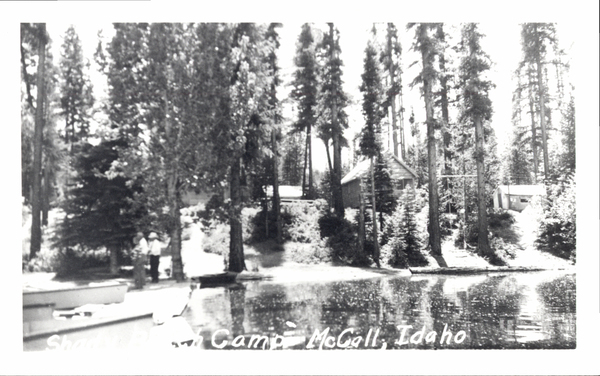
{"left": 536, "top": 175, "right": 576, "bottom": 262}
{"left": 319, "top": 212, "right": 368, "bottom": 266}
{"left": 53, "top": 248, "right": 110, "bottom": 278}
{"left": 285, "top": 200, "right": 326, "bottom": 243}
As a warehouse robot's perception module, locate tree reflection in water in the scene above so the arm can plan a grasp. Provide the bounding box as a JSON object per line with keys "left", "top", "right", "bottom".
{"left": 182, "top": 271, "right": 575, "bottom": 349}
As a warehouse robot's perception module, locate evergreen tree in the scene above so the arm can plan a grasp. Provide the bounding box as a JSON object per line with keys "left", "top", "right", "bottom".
{"left": 281, "top": 132, "right": 304, "bottom": 185}
{"left": 290, "top": 24, "right": 319, "bottom": 199}
{"left": 318, "top": 23, "right": 349, "bottom": 218}
{"left": 406, "top": 108, "right": 428, "bottom": 187}
{"left": 379, "top": 23, "right": 405, "bottom": 159}
{"left": 221, "top": 23, "right": 275, "bottom": 272}
{"left": 54, "top": 139, "right": 142, "bottom": 274}
{"left": 370, "top": 153, "right": 397, "bottom": 227}
{"left": 457, "top": 23, "right": 494, "bottom": 259}
{"left": 359, "top": 41, "right": 385, "bottom": 267}
{"left": 23, "top": 23, "right": 48, "bottom": 259}
{"left": 435, "top": 24, "right": 456, "bottom": 213}
{"left": 520, "top": 23, "right": 558, "bottom": 180}
{"left": 559, "top": 94, "right": 575, "bottom": 174}
{"left": 409, "top": 23, "right": 442, "bottom": 256}
{"left": 58, "top": 25, "right": 94, "bottom": 150}
{"left": 266, "top": 23, "right": 284, "bottom": 244}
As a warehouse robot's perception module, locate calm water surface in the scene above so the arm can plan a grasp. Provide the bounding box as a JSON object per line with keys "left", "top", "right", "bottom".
{"left": 183, "top": 271, "right": 575, "bottom": 350}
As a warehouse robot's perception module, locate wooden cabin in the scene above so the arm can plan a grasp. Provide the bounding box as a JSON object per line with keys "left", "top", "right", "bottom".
{"left": 493, "top": 184, "right": 546, "bottom": 212}
{"left": 341, "top": 151, "right": 417, "bottom": 208}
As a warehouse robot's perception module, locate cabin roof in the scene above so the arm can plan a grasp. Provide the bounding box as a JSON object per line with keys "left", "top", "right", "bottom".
{"left": 341, "top": 151, "right": 417, "bottom": 185}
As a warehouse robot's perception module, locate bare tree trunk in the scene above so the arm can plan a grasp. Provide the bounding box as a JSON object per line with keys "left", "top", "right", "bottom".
{"left": 474, "top": 116, "right": 491, "bottom": 257}
{"left": 229, "top": 156, "right": 246, "bottom": 273}
{"left": 370, "top": 157, "right": 380, "bottom": 267}
{"left": 30, "top": 24, "right": 46, "bottom": 260}
{"left": 272, "top": 131, "right": 282, "bottom": 244}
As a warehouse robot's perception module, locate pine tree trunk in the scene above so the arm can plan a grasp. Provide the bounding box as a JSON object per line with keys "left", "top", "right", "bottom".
{"left": 42, "top": 167, "right": 50, "bottom": 227}
{"left": 229, "top": 156, "right": 246, "bottom": 273}
{"left": 109, "top": 245, "right": 119, "bottom": 275}
{"left": 329, "top": 24, "right": 344, "bottom": 217}
{"left": 333, "top": 132, "right": 344, "bottom": 218}
{"left": 390, "top": 77, "right": 399, "bottom": 158}
{"left": 528, "top": 86, "right": 539, "bottom": 182}
{"left": 438, "top": 25, "right": 452, "bottom": 212}
{"left": 168, "top": 170, "right": 184, "bottom": 281}
{"left": 534, "top": 25, "right": 550, "bottom": 179}
{"left": 164, "top": 84, "right": 184, "bottom": 282}
{"left": 30, "top": 24, "right": 46, "bottom": 260}
{"left": 421, "top": 32, "right": 442, "bottom": 256}
{"left": 272, "top": 131, "right": 282, "bottom": 244}
{"left": 370, "top": 157, "right": 380, "bottom": 267}
{"left": 474, "top": 116, "right": 491, "bottom": 256}
{"left": 307, "top": 124, "right": 314, "bottom": 198}
{"left": 399, "top": 92, "right": 406, "bottom": 161}
{"left": 301, "top": 129, "right": 308, "bottom": 197}
{"left": 324, "top": 139, "right": 333, "bottom": 174}
{"left": 358, "top": 190, "right": 365, "bottom": 258}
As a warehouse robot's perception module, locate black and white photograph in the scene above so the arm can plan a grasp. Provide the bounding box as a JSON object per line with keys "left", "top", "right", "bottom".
{"left": 3, "top": 1, "right": 599, "bottom": 374}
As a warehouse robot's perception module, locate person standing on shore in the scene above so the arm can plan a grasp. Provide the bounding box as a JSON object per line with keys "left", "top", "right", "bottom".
{"left": 148, "top": 232, "right": 162, "bottom": 283}
{"left": 133, "top": 232, "right": 149, "bottom": 289}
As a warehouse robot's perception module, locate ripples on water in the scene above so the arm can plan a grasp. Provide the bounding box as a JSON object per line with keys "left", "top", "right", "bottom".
{"left": 182, "top": 271, "right": 575, "bottom": 350}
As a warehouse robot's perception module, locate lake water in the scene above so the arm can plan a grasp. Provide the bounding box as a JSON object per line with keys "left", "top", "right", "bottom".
{"left": 183, "top": 271, "right": 575, "bottom": 350}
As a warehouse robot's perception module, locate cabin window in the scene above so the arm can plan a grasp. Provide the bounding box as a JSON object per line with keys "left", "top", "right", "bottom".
{"left": 520, "top": 197, "right": 529, "bottom": 203}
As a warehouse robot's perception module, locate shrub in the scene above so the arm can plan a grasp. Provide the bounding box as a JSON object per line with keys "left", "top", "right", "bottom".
{"left": 53, "top": 247, "right": 110, "bottom": 278}
{"left": 536, "top": 175, "right": 576, "bottom": 261}
{"left": 381, "top": 192, "right": 428, "bottom": 268}
{"left": 318, "top": 212, "right": 347, "bottom": 238}
{"left": 488, "top": 210, "right": 515, "bottom": 228}
{"left": 249, "top": 207, "right": 293, "bottom": 243}
{"left": 287, "top": 240, "right": 332, "bottom": 264}
{"left": 24, "top": 247, "right": 57, "bottom": 273}
{"left": 317, "top": 211, "right": 370, "bottom": 266}
{"left": 284, "top": 201, "right": 324, "bottom": 243}
{"left": 201, "top": 219, "right": 230, "bottom": 256}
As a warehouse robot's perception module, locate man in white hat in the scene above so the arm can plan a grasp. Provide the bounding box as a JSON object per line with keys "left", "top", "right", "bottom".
{"left": 148, "top": 232, "right": 162, "bottom": 283}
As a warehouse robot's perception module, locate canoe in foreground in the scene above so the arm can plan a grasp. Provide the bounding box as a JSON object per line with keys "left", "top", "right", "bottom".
{"left": 23, "top": 282, "right": 128, "bottom": 310}
{"left": 190, "top": 272, "right": 238, "bottom": 286}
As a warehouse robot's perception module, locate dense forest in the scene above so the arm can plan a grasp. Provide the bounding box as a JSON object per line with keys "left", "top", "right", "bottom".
{"left": 21, "top": 22, "right": 576, "bottom": 279}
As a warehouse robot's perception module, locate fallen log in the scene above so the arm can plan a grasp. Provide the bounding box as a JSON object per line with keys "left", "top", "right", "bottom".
{"left": 409, "top": 266, "right": 549, "bottom": 275}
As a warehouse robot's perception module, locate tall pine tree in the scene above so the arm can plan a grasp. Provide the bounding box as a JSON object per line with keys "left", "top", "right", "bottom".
{"left": 409, "top": 23, "right": 442, "bottom": 256}
{"left": 359, "top": 41, "right": 385, "bottom": 267}
{"left": 457, "top": 23, "right": 494, "bottom": 259}
{"left": 290, "top": 24, "right": 318, "bottom": 199}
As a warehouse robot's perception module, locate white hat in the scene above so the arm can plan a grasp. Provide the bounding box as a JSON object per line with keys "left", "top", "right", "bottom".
{"left": 149, "top": 232, "right": 158, "bottom": 240}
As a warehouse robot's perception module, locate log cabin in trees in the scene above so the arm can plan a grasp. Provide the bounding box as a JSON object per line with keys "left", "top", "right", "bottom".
{"left": 341, "top": 151, "right": 417, "bottom": 209}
